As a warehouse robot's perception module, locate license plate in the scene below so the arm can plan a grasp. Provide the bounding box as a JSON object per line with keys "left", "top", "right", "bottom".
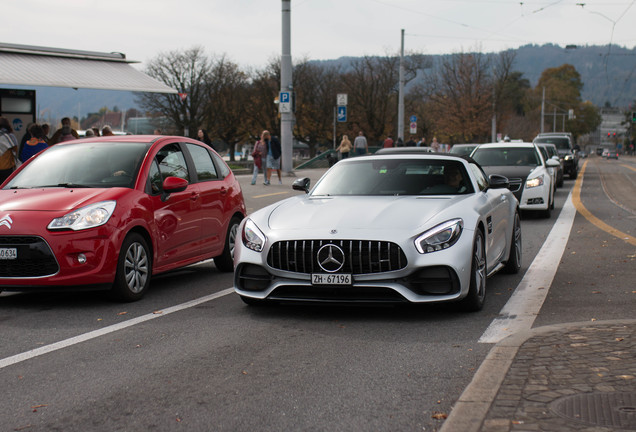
{"left": 0, "top": 248, "right": 17, "bottom": 260}
{"left": 311, "top": 273, "right": 352, "bottom": 285}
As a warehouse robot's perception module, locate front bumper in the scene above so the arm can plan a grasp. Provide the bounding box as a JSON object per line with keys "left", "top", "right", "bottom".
{"left": 234, "top": 230, "right": 475, "bottom": 304}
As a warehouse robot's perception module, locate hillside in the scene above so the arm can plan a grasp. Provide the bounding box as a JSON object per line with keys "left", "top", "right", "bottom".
{"left": 3, "top": 44, "right": 635, "bottom": 125}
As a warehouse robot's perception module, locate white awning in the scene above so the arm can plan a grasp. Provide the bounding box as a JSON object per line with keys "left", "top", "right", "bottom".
{"left": 0, "top": 43, "right": 177, "bottom": 94}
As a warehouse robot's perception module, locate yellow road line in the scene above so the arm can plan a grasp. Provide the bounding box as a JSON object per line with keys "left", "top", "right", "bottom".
{"left": 620, "top": 163, "right": 636, "bottom": 172}
{"left": 572, "top": 160, "right": 636, "bottom": 246}
{"left": 253, "top": 191, "right": 290, "bottom": 199}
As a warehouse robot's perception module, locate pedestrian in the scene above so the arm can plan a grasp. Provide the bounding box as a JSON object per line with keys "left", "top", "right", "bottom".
{"left": 91, "top": 127, "right": 100, "bottom": 137}
{"left": 383, "top": 135, "right": 394, "bottom": 148}
{"left": 405, "top": 136, "right": 417, "bottom": 147}
{"left": 101, "top": 125, "right": 114, "bottom": 136}
{"left": 353, "top": 131, "right": 368, "bottom": 156}
{"left": 84, "top": 129, "right": 95, "bottom": 137}
{"left": 336, "top": 134, "right": 352, "bottom": 159}
{"left": 396, "top": 137, "right": 404, "bottom": 147}
{"left": 0, "top": 116, "right": 19, "bottom": 183}
{"left": 49, "top": 117, "right": 79, "bottom": 145}
{"left": 265, "top": 133, "right": 282, "bottom": 185}
{"left": 41, "top": 123, "right": 50, "bottom": 143}
{"left": 417, "top": 137, "right": 426, "bottom": 147}
{"left": 251, "top": 132, "right": 267, "bottom": 185}
{"left": 20, "top": 124, "right": 49, "bottom": 162}
{"left": 431, "top": 137, "right": 440, "bottom": 152}
{"left": 197, "top": 129, "right": 215, "bottom": 151}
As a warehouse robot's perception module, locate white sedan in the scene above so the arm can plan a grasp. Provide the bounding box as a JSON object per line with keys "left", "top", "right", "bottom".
{"left": 234, "top": 154, "right": 522, "bottom": 311}
{"left": 471, "top": 142, "right": 561, "bottom": 218}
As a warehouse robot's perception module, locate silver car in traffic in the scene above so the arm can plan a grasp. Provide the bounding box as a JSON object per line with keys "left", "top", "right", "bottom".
{"left": 234, "top": 154, "right": 521, "bottom": 311}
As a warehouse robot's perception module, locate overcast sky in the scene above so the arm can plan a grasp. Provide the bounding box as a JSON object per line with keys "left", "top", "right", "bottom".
{"left": 5, "top": 0, "right": 636, "bottom": 69}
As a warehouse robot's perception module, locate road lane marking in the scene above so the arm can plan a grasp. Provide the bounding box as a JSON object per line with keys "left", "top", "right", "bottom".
{"left": 573, "top": 161, "right": 636, "bottom": 246}
{"left": 0, "top": 288, "right": 234, "bottom": 370}
{"left": 479, "top": 193, "right": 577, "bottom": 344}
{"left": 253, "top": 191, "right": 289, "bottom": 198}
{"left": 620, "top": 163, "right": 636, "bottom": 172}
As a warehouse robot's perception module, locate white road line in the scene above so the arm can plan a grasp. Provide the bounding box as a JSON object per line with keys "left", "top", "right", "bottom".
{"left": 479, "top": 193, "right": 577, "bottom": 344}
{"left": 0, "top": 288, "right": 234, "bottom": 370}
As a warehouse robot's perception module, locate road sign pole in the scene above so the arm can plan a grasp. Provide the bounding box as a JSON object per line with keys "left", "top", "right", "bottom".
{"left": 280, "top": 0, "right": 293, "bottom": 174}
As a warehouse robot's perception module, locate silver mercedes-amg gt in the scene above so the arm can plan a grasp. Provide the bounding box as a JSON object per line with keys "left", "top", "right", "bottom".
{"left": 234, "top": 154, "right": 521, "bottom": 311}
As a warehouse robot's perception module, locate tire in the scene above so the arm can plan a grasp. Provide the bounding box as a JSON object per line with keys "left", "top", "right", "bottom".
{"left": 541, "top": 190, "right": 552, "bottom": 218}
{"left": 557, "top": 173, "right": 564, "bottom": 188}
{"left": 458, "top": 230, "right": 487, "bottom": 312}
{"left": 569, "top": 169, "right": 578, "bottom": 180}
{"left": 214, "top": 216, "right": 241, "bottom": 272}
{"left": 503, "top": 212, "right": 522, "bottom": 274}
{"left": 111, "top": 233, "right": 152, "bottom": 302}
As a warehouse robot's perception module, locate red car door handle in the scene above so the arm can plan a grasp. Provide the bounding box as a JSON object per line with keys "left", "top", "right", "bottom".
{"left": 190, "top": 192, "right": 200, "bottom": 201}
{"left": 220, "top": 188, "right": 227, "bottom": 195}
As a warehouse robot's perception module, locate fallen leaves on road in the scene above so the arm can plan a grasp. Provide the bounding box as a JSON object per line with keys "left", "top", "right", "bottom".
{"left": 31, "top": 404, "right": 47, "bottom": 412}
{"left": 117, "top": 311, "right": 127, "bottom": 316}
{"left": 153, "top": 310, "right": 163, "bottom": 315}
{"left": 431, "top": 412, "right": 448, "bottom": 420}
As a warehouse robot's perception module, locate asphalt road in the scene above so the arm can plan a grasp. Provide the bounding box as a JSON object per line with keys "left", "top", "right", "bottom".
{"left": 0, "top": 155, "right": 633, "bottom": 431}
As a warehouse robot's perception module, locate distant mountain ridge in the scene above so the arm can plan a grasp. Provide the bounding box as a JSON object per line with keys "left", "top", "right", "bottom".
{"left": 4, "top": 43, "right": 635, "bottom": 124}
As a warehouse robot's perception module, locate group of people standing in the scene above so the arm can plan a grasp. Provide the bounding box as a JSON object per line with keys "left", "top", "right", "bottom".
{"left": 0, "top": 116, "right": 121, "bottom": 184}
{"left": 251, "top": 130, "right": 282, "bottom": 185}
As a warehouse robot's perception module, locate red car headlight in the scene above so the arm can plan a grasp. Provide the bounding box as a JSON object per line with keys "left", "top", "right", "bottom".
{"left": 48, "top": 201, "right": 117, "bottom": 231}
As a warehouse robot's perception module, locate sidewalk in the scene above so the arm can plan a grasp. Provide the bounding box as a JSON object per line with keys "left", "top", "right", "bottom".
{"left": 441, "top": 319, "right": 636, "bottom": 432}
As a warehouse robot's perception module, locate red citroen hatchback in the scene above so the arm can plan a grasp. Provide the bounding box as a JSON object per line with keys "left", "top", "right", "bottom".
{"left": 0, "top": 136, "right": 246, "bottom": 301}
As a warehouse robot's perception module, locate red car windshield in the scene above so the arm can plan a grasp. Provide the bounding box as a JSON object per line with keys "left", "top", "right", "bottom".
{"left": 5, "top": 141, "right": 151, "bottom": 189}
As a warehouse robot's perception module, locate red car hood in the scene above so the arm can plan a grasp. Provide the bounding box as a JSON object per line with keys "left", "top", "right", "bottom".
{"left": 0, "top": 188, "right": 123, "bottom": 212}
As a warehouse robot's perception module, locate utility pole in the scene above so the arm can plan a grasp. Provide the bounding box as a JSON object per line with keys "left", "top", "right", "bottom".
{"left": 397, "top": 29, "right": 405, "bottom": 142}
{"left": 280, "top": 0, "right": 293, "bottom": 173}
{"left": 541, "top": 87, "right": 545, "bottom": 134}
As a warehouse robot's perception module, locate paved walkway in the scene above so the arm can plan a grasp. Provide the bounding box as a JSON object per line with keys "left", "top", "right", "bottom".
{"left": 441, "top": 320, "right": 636, "bottom": 432}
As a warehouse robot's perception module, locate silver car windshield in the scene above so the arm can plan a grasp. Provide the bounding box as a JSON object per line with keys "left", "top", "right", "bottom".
{"left": 311, "top": 159, "right": 473, "bottom": 196}
{"left": 5, "top": 142, "right": 150, "bottom": 189}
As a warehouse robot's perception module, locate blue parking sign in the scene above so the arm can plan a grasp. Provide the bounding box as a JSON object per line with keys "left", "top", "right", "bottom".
{"left": 337, "top": 106, "right": 347, "bottom": 122}
{"left": 410, "top": 115, "right": 417, "bottom": 123}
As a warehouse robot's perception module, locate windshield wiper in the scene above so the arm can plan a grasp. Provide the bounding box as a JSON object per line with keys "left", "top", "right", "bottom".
{"left": 40, "top": 183, "right": 92, "bottom": 188}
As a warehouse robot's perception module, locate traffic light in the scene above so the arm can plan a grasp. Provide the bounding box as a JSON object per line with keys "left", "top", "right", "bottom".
{"left": 632, "top": 111, "right": 636, "bottom": 123}
{"left": 608, "top": 132, "right": 611, "bottom": 137}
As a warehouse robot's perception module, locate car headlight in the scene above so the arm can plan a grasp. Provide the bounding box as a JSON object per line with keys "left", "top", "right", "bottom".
{"left": 526, "top": 175, "right": 544, "bottom": 188}
{"left": 564, "top": 155, "right": 573, "bottom": 160}
{"left": 415, "top": 218, "right": 463, "bottom": 254}
{"left": 48, "top": 201, "right": 116, "bottom": 231}
{"left": 242, "top": 218, "right": 266, "bottom": 252}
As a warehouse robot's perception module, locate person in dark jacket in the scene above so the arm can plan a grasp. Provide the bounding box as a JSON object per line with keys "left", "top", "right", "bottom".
{"left": 20, "top": 124, "right": 48, "bottom": 162}
{"left": 265, "top": 134, "right": 282, "bottom": 185}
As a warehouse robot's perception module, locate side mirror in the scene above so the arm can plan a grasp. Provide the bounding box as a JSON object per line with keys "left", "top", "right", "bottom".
{"left": 161, "top": 176, "right": 188, "bottom": 201}
{"left": 292, "top": 177, "right": 311, "bottom": 193}
{"left": 163, "top": 176, "right": 188, "bottom": 193}
{"left": 488, "top": 174, "right": 510, "bottom": 189}
{"left": 546, "top": 159, "right": 560, "bottom": 168}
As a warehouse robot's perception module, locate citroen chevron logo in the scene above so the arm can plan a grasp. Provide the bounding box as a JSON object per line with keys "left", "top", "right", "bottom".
{"left": 0, "top": 215, "right": 12, "bottom": 230}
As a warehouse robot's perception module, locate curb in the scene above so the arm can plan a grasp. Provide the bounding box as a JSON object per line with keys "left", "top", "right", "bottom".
{"left": 439, "top": 318, "right": 636, "bottom": 432}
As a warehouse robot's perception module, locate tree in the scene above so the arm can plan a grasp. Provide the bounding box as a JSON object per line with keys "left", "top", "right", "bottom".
{"left": 342, "top": 54, "right": 426, "bottom": 144}
{"left": 292, "top": 60, "right": 342, "bottom": 156}
{"left": 136, "top": 46, "right": 212, "bottom": 137}
{"left": 204, "top": 55, "right": 251, "bottom": 160}
{"left": 424, "top": 52, "right": 493, "bottom": 143}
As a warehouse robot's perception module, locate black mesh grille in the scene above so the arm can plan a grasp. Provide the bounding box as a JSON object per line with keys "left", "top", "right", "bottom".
{"left": 268, "top": 240, "right": 407, "bottom": 275}
{"left": 0, "top": 236, "right": 59, "bottom": 277}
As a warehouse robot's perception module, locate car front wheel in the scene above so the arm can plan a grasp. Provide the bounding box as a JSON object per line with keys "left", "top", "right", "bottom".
{"left": 111, "top": 233, "right": 152, "bottom": 302}
{"left": 459, "top": 230, "right": 486, "bottom": 312}
{"left": 504, "top": 212, "right": 522, "bottom": 274}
